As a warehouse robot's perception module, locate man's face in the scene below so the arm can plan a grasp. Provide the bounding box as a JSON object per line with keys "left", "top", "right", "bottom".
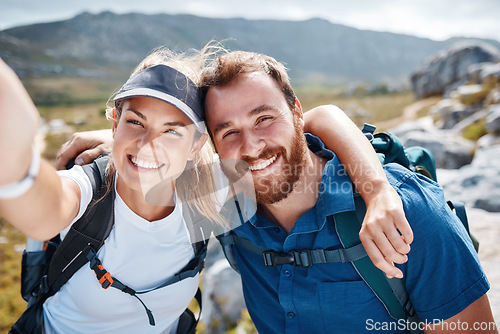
{"left": 205, "top": 72, "right": 308, "bottom": 204}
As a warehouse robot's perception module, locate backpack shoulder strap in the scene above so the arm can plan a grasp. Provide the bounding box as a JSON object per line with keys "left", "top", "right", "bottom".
{"left": 46, "top": 156, "right": 115, "bottom": 295}
{"left": 334, "top": 194, "right": 421, "bottom": 328}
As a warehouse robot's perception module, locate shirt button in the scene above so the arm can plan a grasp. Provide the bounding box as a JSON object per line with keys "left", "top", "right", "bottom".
{"left": 284, "top": 270, "right": 291, "bottom": 277}
{"left": 274, "top": 227, "right": 280, "bottom": 233}
{"left": 287, "top": 312, "right": 295, "bottom": 318}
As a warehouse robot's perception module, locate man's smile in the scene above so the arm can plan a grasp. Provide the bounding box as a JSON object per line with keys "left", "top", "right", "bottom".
{"left": 248, "top": 155, "right": 278, "bottom": 171}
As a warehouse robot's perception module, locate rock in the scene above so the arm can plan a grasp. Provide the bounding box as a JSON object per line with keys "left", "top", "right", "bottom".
{"left": 465, "top": 208, "right": 500, "bottom": 320}
{"left": 450, "top": 84, "right": 489, "bottom": 106}
{"left": 201, "top": 240, "right": 246, "bottom": 334}
{"left": 430, "top": 98, "right": 478, "bottom": 129}
{"left": 402, "top": 131, "right": 475, "bottom": 169}
{"left": 485, "top": 104, "right": 500, "bottom": 134}
{"left": 468, "top": 62, "right": 500, "bottom": 85}
{"left": 437, "top": 146, "right": 500, "bottom": 211}
{"left": 451, "top": 109, "right": 489, "bottom": 136}
{"left": 477, "top": 134, "right": 500, "bottom": 149}
{"left": 411, "top": 41, "right": 500, "bottom": 99}
{"left": 486, "top": 88, "right": 500, "bottom": 106}
{"left": 389, "top": 116, "right": 437, "bottom": 138}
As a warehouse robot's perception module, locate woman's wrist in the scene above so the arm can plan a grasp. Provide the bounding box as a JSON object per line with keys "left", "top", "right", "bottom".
{"left": 0, "top": 145, "right": 41, "bottom": 199}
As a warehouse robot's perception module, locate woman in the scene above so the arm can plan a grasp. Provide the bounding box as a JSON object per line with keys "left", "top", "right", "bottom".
{"left": 0, "top": 49, "right": 222, "bottom": 333}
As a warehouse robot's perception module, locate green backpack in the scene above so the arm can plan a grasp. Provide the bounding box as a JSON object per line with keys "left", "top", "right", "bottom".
{"left": 217, "top": 124, "right": 478, "bottom": 333}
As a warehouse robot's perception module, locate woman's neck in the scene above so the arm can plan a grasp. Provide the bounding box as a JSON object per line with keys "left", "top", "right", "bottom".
{"left": 116, "top": 176, "right": 176, "bottom": 222}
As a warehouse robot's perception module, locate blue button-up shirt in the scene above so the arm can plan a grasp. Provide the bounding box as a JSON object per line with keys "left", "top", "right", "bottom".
{"left": 230, "top": 134, "right": 488, "bottom": 334}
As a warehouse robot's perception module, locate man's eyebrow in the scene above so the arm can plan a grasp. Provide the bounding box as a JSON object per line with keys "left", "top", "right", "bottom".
{"left": 249, "top": 105, "right": 280, "bottom": 116}
{"left": 212, "top": 105, "right": 279, "bottom": 137}
{"left": 213, "top": 121, "right": 232, "bottom": 137}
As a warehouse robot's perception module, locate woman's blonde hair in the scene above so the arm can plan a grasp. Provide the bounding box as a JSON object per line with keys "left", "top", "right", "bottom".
{"left": 103, "top": 44, "right": 225, "bottom": 227}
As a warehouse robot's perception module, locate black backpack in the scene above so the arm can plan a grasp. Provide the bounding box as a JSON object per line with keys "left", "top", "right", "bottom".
{"left": 11, "top": 156, "right": 208, "bottom": 334}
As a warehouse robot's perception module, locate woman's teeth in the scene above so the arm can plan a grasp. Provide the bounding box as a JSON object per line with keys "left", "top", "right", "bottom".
{"left": 130, "top": 156, "right": 164, "bottom": 169}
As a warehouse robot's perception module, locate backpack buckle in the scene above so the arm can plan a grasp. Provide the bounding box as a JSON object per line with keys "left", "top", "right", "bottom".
{"left": 262, "top": 250, "right": 295, "bottom": 267}
{"left": 292, "top": 250, "right": 313, "bottom": 267}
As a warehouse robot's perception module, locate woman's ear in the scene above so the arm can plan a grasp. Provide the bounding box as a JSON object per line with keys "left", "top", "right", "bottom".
{"left": 111, "top": 108, "right": 118, "bottom": 138}
{"left": 188, "top": 133, "right": 208, "bottom": 161}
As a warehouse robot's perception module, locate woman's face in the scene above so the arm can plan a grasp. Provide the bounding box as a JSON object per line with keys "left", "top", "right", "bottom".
{"left": 112, "top": 96, "right": 205, "bottom": 197}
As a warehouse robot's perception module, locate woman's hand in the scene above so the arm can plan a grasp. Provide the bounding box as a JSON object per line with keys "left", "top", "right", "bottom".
{"left": 0, "top": 59, "right": 40, "bottom": 184}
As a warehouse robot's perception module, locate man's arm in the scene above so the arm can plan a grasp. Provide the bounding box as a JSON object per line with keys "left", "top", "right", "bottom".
{"left": 304, "top": 105, "right": 412, "bottom": 278}
{"left": 425, "top": 294, "right": 497, "bottom": 334}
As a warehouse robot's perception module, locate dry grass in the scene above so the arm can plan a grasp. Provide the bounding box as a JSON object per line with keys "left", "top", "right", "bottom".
{"left": 0, "top": 218, "right": 26, "bottom": 332}
{"left": 297, "top": 87, "right": 415, "bottom": 127}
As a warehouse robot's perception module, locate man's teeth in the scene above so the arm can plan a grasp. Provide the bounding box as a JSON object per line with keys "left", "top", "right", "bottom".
{"left": 249, "top": 155, "right": 277, "bottom": 171}
{"left": 131, "top": 156, "right": 163, "bottom": 169}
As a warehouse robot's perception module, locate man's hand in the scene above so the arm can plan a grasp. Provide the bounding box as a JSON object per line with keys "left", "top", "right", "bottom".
{"left": 358, "top": 183, "right": 413, "bottom": 279}
{"left": 55, "top": 129, "right": 113, "bottom": 170}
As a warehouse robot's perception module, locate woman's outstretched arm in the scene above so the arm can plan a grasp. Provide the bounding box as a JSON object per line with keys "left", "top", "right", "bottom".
{"left": 304, "top": 104, "right": 413, "bottom": 278}
{"left": 0, "top": 59, "right": 80, "bottom": 240}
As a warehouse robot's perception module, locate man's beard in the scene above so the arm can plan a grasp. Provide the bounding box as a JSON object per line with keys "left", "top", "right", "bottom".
{"left": 221, "top": 116, "right": 308, "bottom": 204}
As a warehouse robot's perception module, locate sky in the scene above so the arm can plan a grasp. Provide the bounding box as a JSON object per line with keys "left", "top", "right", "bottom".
{"left": 1, "top": 0, "right": 499, "bottom": 42}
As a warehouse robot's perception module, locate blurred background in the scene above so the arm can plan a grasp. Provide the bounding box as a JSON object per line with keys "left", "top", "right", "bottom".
{"left": 1, "top": 0, "right": 499, "bottom": 332}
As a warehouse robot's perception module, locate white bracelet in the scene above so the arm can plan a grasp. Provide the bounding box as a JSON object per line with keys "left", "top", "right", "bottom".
{"left": 0, "top": 145, "right": 41, "bottom": 199}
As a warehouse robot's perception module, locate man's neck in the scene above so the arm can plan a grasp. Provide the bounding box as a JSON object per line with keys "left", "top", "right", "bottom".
{"left": 258, "top": 150, "right": 327, "bottom": 233}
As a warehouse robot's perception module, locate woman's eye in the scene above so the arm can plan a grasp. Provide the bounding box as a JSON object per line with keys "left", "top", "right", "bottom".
{"left": 165, "top": 129, "right": 182, "bottom": 137}
{"left": 127, "top": 119, "right": 142, "bottom": 126}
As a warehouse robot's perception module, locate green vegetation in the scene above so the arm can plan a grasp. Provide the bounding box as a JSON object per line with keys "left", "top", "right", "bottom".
{"left": 463, "top": 119, "right": 488, "bottom": 141}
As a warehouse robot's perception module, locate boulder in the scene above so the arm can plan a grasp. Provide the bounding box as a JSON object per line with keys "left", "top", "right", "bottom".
{"left": 450, "top": 84, "right": 489, "bottom": 106}
{"left": 477, "top": 134, "right": 500, "bottom": 150}
{"left": 485, "top": 104, "right": 500, "bottom": 134}
{"left": 411, "top": 41, "right": 500, "bottom": 99}
{"left": 201, "top": 240, "right": 246, "bottom": 334}
{"left": 486, "top": 88, "right": 500, "bottom": 106}
{"left": 401, "top": 131, "right": 475, "bottom": 169}
{"left": 430, "top": 98, "right": 478, "bottom": 129}
{"left": 438, "top": 146, "right": 500, "bottom": 212}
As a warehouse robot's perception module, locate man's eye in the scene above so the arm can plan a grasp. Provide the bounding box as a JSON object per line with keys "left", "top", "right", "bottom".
{"left": 257, "top": 116, "right": 273, "bottom": 125}
{"left": 222, "top": 130, "right": 238, "bottom": 139}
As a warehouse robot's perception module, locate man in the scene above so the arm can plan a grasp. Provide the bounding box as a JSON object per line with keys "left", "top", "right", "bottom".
{"left": 56, "top": 51, "right": 496, "bottom": 333}
{"left": 198, "top": 51, "right": 495, "bottom": 333}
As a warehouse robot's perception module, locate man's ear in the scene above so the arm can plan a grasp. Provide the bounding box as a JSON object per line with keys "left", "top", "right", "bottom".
{"left": 188, "top": 133, "right": 208, "bottom": 161}
{"left": 294, "top": 98, "right": 304, "bottom": 128}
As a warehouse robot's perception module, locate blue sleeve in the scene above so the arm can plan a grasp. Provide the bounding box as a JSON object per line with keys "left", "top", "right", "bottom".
{"left": 385, "top": 164, "right": 489, "bottom": 322}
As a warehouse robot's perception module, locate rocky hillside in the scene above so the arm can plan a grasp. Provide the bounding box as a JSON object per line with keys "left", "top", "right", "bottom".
{"left": 1, "top": 11, "right": 499, "bottom": 85}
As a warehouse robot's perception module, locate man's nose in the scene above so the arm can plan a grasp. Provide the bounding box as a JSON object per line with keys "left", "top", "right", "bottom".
{"left": 240, "top": 130, "right": 265, "bottom": 158}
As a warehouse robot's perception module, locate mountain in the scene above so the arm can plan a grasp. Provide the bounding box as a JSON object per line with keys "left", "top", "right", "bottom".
{"left": 1, "top": 11, "right": 499, "bottom": 86}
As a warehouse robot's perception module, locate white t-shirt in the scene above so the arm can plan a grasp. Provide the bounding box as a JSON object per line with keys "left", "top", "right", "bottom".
{"left": 44, "top": 166, "right": 199, "bottom": 334}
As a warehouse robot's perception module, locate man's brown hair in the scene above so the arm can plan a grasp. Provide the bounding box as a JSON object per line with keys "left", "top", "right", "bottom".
{"left": 200, "top": 51, "right": 296, "bottom": 112}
